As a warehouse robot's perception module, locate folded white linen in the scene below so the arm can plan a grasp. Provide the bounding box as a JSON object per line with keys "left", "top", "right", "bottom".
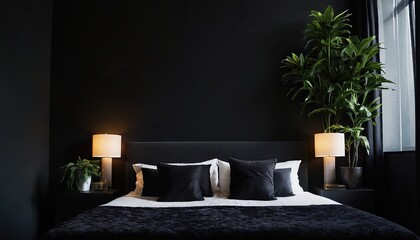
{"left": 102, "top": 191, "right": 339, "bottom": 208}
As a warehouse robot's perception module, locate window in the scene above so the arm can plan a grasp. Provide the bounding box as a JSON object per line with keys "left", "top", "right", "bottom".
{"left": 378, "top": 0, "right": 416, "bottom": 151}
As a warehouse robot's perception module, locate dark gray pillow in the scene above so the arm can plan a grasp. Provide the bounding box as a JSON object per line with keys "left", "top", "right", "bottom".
{"left": 274, "top": 168, "right": 294, "bottom": 197}
{"left": 229, "top": 158, "right": 276, "bottom": 200}
{"left": 141, "top": 168, "right": 160, "bottom": 197}
{"left": 157, "top": 163, "right": 204, "bottom": 202}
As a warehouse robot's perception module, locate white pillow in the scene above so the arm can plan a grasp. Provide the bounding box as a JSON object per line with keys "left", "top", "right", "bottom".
{"left": 217, "top": 159, "right": 303, "bottom": 197}
{"left": 216, "top": 159, "right": 231, "bottom": 197}
{"left": 132, "top": 163, "right": 157, "bottom": 195}
{"left": 131, "top": 159, "right": 219, "bottom": 196}
{"left": 275, "top": 160, "right": 303, "bottom": 193}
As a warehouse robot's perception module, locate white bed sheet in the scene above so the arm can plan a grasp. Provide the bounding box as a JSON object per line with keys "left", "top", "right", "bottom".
{"left": 103, "top": 191, "right": 339, "bottom": 208}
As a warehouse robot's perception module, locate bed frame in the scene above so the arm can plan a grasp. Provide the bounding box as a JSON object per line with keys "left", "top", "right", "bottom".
{"left": 125, "top": 141, "right": 308, "bottom": 192}
{"left": 46, "top": 141, "right": 420, "bottom": 240}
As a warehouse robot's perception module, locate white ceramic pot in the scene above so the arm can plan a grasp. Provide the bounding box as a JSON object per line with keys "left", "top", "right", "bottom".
{"left": 78, "top": 176, "right": 92, "bottom": 192}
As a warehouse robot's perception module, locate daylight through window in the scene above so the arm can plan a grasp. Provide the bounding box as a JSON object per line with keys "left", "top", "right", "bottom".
{"left": 378, "top": 0, "right": 416, "bottom": 151}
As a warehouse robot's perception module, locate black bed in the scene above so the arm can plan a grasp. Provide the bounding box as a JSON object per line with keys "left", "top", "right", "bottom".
{"left": 44, "top": 141, "right": 419, "bottom": 240}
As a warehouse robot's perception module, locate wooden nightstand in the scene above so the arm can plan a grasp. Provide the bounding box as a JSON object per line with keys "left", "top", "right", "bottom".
{"left": 311, "top": 187, "right": 375, "bottom": 213}
{"left": 54, "top": 189, "right": 122, "bottom": 224}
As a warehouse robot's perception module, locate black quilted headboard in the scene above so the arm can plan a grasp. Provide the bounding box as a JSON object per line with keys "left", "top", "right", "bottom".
{"left": 125, "top": 141, "right": 308, "bottom": 192}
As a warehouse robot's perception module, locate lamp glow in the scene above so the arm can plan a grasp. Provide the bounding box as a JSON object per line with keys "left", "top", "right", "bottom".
{"left": 92, "top": 134, "right": 121, "bottom": 187}
{"left": 314, "top": 133, "right": 345, "bottom": 187}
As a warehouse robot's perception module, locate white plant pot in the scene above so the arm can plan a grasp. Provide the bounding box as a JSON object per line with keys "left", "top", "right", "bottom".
{"left": 78, "top": 176, "right": 92, "bottom": 192}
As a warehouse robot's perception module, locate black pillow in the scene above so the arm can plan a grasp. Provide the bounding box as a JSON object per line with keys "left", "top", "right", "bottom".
{"left": 141, "top": 164, "right": 212, "bottom": 197}
{"left": 157, "top": 163, "right": 204, "bottom": 202}
{"left": 229, "top": 158, "right": 277, "bottom": 200}
{"left": 198, "top": 165, "right": 213, "bottom": 197}
{"left": 141, "top": 168, "right": 160, "bottom": 197}
{"left": 273, "top": 168, "right": 294, "bottom": 197}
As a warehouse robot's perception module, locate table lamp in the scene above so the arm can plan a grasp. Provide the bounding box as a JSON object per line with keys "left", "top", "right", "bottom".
{"left": 92, "top": 134, "right": 121, "bottom": 187}
{"left": 315, "top": 132, "right": 345, "bottom": 188}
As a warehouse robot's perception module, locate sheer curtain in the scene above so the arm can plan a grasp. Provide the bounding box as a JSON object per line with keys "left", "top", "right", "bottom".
{"left": 378, "top": 0, "right": 416, "bottom": 152}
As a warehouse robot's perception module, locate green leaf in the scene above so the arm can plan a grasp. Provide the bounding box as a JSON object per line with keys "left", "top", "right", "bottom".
{"left": 60, "top": 157, "right": 101, "bottom": 190}
{"left": 281, "top": 5, "right": 394, "bottom": 162}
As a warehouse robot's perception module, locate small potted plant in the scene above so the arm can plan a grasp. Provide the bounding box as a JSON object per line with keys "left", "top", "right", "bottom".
{"left": 61, "top": 157, "right": 101, "bottom": 191}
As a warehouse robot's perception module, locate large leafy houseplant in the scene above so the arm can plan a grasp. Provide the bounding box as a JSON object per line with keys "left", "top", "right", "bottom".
{"left": 61, "top": 157, "right": 101, "bottom": 191}
{"left": 282, "top": 6, "right": 393, "bottom": 168}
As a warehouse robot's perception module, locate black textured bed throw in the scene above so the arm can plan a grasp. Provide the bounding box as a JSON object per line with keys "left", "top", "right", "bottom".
{"left": 44, "top": 205, "right": 419, "bottom": 240}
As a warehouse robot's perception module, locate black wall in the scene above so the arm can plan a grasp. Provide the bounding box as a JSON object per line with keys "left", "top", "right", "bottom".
{"left": 1, "top": 0, "right": 417, "bottom": 238}
{"left": 383, "top": 152, "right": 418, "bottom": 234}
{"left": 0, "top": 0, "right": 52, "bottom": 239}
{"left": 50, "top": 0, "right": 356, "bottom": 193}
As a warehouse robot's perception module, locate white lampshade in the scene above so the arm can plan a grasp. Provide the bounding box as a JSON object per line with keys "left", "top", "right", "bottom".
{"left": 92, "top": 134, "right": 121, "bottom": 158}
{"left": 314, "top": 133, "right": 345, "bottom": 157}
